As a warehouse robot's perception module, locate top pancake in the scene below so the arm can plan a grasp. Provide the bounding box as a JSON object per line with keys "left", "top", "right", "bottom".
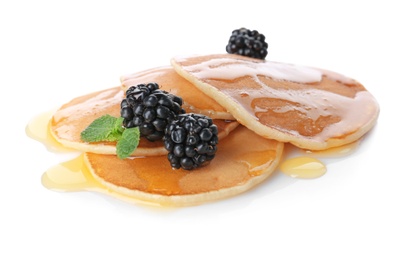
{"left": 120, "top": 66, "right": 234, "bottom": 120}
{"left": 171, "top": 54, "right": 380, "bottom": 150}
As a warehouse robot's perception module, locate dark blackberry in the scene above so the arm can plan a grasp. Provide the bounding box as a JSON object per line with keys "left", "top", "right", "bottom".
{"left": 226, "top": 27, "right": 268, "bottom": 59}
{"left": 164, "top": 114, "right": 219, "bottom": 170}
{"left": 120, "top": 83, "right": 185, "bottom": 141}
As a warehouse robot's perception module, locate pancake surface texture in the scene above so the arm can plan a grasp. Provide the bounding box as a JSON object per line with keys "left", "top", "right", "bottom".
{"left": 171, "top": 54, "right": 380, "bottom": 150}
{"left": 121, "top": 66, "right": 234, "bottom": 120}
{"left": 50, "top": 87, "right": 239, "bottom": 156}
{"left": 84, "top": 126, "right": 284, "bottom": 206}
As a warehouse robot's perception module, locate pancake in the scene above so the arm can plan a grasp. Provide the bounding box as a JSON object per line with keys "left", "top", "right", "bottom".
{"left": 84, "top": 125, "right": 284, "bottom": 206}
{"left": 171, "top": 54, "right": 380, "bottom": 150}
{"left": 120, "top": 66, "right": 234, "bottom": 120}
{"left": 50, "top": 87, "right": 239, "bottom": 156}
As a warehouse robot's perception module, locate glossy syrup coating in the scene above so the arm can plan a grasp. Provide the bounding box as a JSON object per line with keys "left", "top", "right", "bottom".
{"left": 171, "top": 54, "right": 380, "bottom": 150}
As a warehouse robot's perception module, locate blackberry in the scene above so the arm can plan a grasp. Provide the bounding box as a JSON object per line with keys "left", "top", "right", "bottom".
{"left": 164, "top": 114, "right": 219, "bottom": 170}
{"left": 226, "top": 27, "right": 268, "bottom": 59}
{"left": 120, "top": 83, "right": 185, "bottom": 141}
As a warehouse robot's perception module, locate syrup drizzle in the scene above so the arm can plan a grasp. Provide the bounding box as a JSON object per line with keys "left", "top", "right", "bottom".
{"left": 176, "top": 56, "right": 323, "bottom": 83}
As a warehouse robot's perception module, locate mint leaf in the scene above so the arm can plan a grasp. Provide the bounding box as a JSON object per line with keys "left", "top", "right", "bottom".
{"left": 116, "top": 127, "right": 140, "bottom": 159}
{"left": 81, "top": 114, "right": 140, "bottom": 159}
{"left": 81, "top": 115, "right": 120, "bottom": 142}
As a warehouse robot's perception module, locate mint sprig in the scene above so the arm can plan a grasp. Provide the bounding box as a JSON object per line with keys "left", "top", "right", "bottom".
{"left": 81, "top": 114, "right": 140, "bottom": 159}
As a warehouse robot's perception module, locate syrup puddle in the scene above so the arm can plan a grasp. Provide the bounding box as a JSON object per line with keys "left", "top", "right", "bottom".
{"left": 278, "top": 141, "right": 360, "bottom": 179}
{"left": 42, "top": 154, "right": 164, "bottom": 207}
{"left": 26, "top": 111, "right": 361, "bottom": 206}
{"left": 41, "top": 154, "right": 96, "bottom": 191}
{"left": 25, "top": 110, "right": 74, "bottom": 153}
{"left": 27, "top": 111, "right": 167, "bottom": 207}
{"left": 280, "top": 157, "right": 326, "bottom": 179}
{"left": 43, "top": 151, "right": 260, "bottom": 209}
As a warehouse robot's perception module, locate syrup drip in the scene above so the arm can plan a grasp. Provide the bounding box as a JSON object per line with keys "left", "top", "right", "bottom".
{"left": 26, "top": 112, "right": 122, "bottom": 198}
{"left": 27, "top": 111, "right": 164, "bottom": 206}
{"left": 42, "top": 154, "right": 96, "bottom": 191}
{"left": 280, "top": 157, "right": 326, "bottom": 179}
{"left": 42, "top": 154, "right": 164, "bottom": 207}
{"left": 25, "top": 110, "right": 74, "bottom": 153}
{"left": 305, "top": 140, "right": 360, "bottom": 157}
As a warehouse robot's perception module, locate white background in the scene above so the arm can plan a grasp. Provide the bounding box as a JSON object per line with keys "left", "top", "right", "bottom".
{"left": 1, "top": 0, "right": 415, "bottom": 259}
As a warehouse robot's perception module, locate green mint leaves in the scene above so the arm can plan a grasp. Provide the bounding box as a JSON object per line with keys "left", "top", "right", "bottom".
{"left": 116, "top": 127, "right": 140, "bottom": 159}
{"left": 80, "top": 115, "right": 140, "bottom": 159}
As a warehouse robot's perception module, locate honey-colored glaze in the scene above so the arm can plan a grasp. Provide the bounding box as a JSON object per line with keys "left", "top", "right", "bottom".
{"left": 121, "top": 66, "right": 234, "bottom": 120}
{"left": 41, "top": 154, "right": 164, "bottom": 208}
{"left": 280, "top": 157, "right": 326, "bottom": 179}
{"left": 26, "top": 110, "right": 74, "bottom": 152}
{"left": 171, "top": 54, "right": 380, "bottom": 150}
{"left": 278, "top": 140, "right": 361, "bottom": 179}
{"left": 49, "top": 87, "right": 239, "bottom": 156}
{"left": 42, "top": 154, "right": 96, "bottom": 191}
{"left": 304, "top": 139, "right": 361, "bottom": 157}
{"left": 83, "top": 126, "right": 284, "bottom": 206}
{"left": 283, "top": 139, "right": 361, "bottom": 158}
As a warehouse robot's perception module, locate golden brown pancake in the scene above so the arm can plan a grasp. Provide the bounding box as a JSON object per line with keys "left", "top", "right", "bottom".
{"left": 50, "top": 87, "right": 239, "bottom": 156}
{"left": 171, "top": 54, "right": 380, "bottom": 150}
{"left": 84, "top": 125, "right": 284, "bottom": 206}
{"left": 120, "top": 66, "right": 234, "bottom": 120}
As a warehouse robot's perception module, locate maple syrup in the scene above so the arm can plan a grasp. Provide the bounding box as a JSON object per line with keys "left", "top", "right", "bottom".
{"left": 25, "top": 110, "right": 74, "bottom": 152}
{"left": 42, "top": 154, "right": 166, "bottom": 207}
{"left": 280, "top": 156, "right": 326, "bottom": 179}
{"left": 42, "top": 154, "right": 95, "bottom": 191}
{"left": 277, "top": 141, "right": 360, "bottom": 179}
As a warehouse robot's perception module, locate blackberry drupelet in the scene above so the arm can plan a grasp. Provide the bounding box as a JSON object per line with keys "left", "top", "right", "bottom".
{"left": 226, "top": 27, "right": 268, "bottom": 59}
{"left": 164, "top": 114, "right": 219, "bottom": 170}
{"left": 120, "top": 83, "right": 185, "bottom": 141}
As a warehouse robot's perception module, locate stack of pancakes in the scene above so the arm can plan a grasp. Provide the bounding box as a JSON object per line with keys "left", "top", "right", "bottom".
{"left": 49, "top": 54, "right": 379, "bottom": 206}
